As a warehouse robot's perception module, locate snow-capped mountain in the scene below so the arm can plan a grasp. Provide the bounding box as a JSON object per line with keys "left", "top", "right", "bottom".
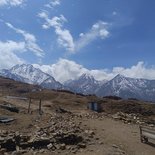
{"left": 1, "top": 64, "right": 155, "bottom": 101}
{"left": 64, "top": 73, "right": 107, "bottom": 95}
{"left": 96, "top": 74, "right": 155, "bottom": 101}
{"left": 0, "top": 69, "right": 28, "bottom": 82}
{"left": 40, "top": 77, "right": 64, "bottom": 90}
{"left": 10, "top": 64, "right": 53, "bottom": 85}
{"left": 0, "top": 64, "right": 63, "bottom": 90}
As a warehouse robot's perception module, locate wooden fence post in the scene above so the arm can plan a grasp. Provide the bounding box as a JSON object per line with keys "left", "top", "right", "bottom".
{"left": 39, "top": 99, "right": 42, "bottom": 115}
{"left": 28, "top": 98, "right": 31, "bottom": 113}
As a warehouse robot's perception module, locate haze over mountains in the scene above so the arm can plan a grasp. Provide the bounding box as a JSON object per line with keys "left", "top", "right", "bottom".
{"left": 0, "top": 64, "right": 155, "bottom": 102}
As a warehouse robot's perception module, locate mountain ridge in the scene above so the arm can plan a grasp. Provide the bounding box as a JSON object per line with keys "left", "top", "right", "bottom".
{"left": 0, "top": 64, "right": 64, "bottom": 90}
{"left": 96, "top": 74, "right": 155, "bottom": 101}
{"left": 1, "top": 64, "right": 155, "bottom": 101}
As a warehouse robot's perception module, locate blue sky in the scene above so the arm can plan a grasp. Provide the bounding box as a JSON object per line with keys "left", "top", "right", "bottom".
{"left": 0, "top": 0, "right": 155, "bottom": 82}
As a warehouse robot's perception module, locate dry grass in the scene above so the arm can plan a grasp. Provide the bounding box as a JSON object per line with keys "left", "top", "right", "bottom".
{"left": 1, "top": 76, "right": 155, "bottom": 117}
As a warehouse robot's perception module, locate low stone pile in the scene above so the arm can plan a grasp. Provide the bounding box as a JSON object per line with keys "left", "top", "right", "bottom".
{"left": 112, "top": 112, "right": 144, "bottom": 124}
{"left": 78, "top": 112, "right": 106, "bottom": 120}
{"left": 0, "top": 113, "right": 95, "bottom": 154}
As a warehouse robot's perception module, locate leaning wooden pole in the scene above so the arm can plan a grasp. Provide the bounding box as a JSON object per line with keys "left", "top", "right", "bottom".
{"left": 28, "top": 98, "right": 31, "bottom": 113}
{"left": 39, "top": 99, "right": 42, "bottom": 115}
{"left": 139, "top": 126, "right": 142, "bottom": 142}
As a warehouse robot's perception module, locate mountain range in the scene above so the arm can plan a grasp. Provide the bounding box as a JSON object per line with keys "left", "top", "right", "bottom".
{"left": 0, "top": 64, "right": 155, "bottom": 102}
{"left": 64, "top": 74, "right": 106, "bottom": 95}
{"left": 0, "top": 64, "right": 63, "bottom": 90}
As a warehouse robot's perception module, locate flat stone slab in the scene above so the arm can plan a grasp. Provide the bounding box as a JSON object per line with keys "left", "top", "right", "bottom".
{"left": 0, "top": 116, "right": 15, "bottom": 123}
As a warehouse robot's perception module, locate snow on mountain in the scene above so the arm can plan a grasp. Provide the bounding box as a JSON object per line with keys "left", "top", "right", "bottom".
{"left": 96, "top": 74, "right": 155, "bottom": 101}
{"left": 0, "top": 69, "right": 28, "bottom": 82}
{"left": 40, "top": 77, "right": 64, "bottom": 90}
{"left": 1, "top": 64, "right": 155, "bottom": 102}
{"left": 64, "top": 73, "right": 107, "bottom": 95}
{"left": 0, "top": 64, "right": 63, "bottom": 90}
{"left": 10, "top": 64, "right": 50, "bottom": 85}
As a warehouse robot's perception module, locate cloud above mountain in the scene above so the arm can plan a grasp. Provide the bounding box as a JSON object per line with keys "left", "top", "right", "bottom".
{"left": 0, "top": 21, "right": 44, "bottom": 69}
{"left": 0, "top": 40, "right": 25, "bottom": 69}
{"left": 6, "top": 22, "right": 44, "bottom": 57}
{"left": 33, "top": 59, "right": 155, "bottom": 83}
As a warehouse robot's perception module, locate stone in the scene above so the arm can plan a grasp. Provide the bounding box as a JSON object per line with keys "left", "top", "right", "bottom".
{"left": 47, "top": 143, "right": 53, "bottom": 149}
{"left": 112, "top": 144, "right": 119, "bottom": 148}
{"left": 33, "top": 151, "right": 37, "bottom": 155}
{"left": 60, "top": 143, "right": 66, "bottom": 150}
{"left": 149, "top": 124, "right": 154, "bottom": 127}
{"left": 0, "top": 137, "right": 5, "bottom": 142}
{"left": 78, "top": 143, "right": 86, "bottom": 148}
{"left": 89, "top": 130, "right": 95, "bottom": 135}
{"left": 99, "top": 141, "right": 104, "bottom": 145}
{"left": 0, "top": 149, "right": 7, "bottom": 154}
{"left": 39, "top": 149, "right": 45, "bottom": 153}
{"left": 11, "top": 151, "right": 23, "bottom": 155}
{"left": 66, "top": 145, "right": 71, "bottom": 150}
{"left": 71, "top": 150, "right": 76, "bottom": 153}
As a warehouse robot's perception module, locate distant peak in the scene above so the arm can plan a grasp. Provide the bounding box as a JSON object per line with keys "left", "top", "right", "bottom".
{"left": 80, "top": 73, "right": 94, "bottom": 79}
{"left": 10, "top": 64, "right": 42, "bottom": 74}
{"left": 115, "top": 74, "right": 125, "bottom": 78}
{"left": 20, "top": 64, "right": 33, "bottom": 68}
{"left": 11, "top": 64, "right": 32, "bottom": 69}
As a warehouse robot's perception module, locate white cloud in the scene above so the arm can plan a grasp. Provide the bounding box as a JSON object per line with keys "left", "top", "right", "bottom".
{"left": 113, "top": 62, "right": 155, "bottom": 80}
{"left": 38, "top": 12, "right": 110, "bottom": 53}
{"left": 0, "top": 22, "right": 44, "bottom": 69}
{"left": 0, "top": 0, "right": 25, "bottom": 7}
{"left": 0, "top": 40, "right": 25, "bottom": 69}
{"left": 38, "top": 12, "right": 74, "bottom": 52}
{"left": 33, "top": 59, "right": 155, "bottom": 83}
{"left": 112, "top": 11, "right": 117, "bottom": 15}
{"left": 45, "top": 0, "right": 61, "bottom": 8}
{"left": 75, "top": 21, "right": 109, "bottom": 51}
{"left": 6, "top": 22, "right": 44, "bottom": 57}
{"left": 33, "top": 59, "right": 88, "bottom": 83}
{"left": 50, "top": 0, "right": 61, "bottom": 6}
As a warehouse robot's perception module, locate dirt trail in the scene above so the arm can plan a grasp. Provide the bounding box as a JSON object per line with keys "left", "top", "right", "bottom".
{"left": 1, "top": 96, "right": 155, "bottom": 155}
{"left": 76, "top": 117, "right": 155, "bottom": 155}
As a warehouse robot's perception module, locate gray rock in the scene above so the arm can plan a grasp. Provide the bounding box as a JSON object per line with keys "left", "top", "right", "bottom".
{"left": 59, "top": 143, "right": 66, "bottom": 150}
{"left": 47, "top": 143, "right": 53, "bottom": 149}
{"left": 77, "top": 143, "right": 86, "bottom": 148}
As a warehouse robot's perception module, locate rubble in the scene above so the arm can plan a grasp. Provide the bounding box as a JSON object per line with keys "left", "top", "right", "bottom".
{"left": 0, "top": 103, "right": 19, "bottom": 113}
{"left": 112, "top": 112, "right": 146, "bottom": 125}
{"left": 79, "top": 112, "right": 106, "bottom": 120}
{"left": 0, "top": 113, "right": 93, "bottom": 154}
{"left": 55, "top": 107, "right": 72, "bottom": 114}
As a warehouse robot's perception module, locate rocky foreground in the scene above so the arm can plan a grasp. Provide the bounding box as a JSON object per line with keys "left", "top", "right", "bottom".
{"left": 1, "top": 76, "right": 155, "bottom": 155}
{"left": 0, "top": 111, "right": 97, "bottom": 155}
{"left": 1, "top": 108, "right": 155, "bottom": 155}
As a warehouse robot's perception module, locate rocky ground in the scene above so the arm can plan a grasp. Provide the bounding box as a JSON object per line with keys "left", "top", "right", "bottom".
{"left": 0, "top": 81, "right": 155, "bottom": 155}
{"left": 0, "top": 113, "right": 94, "bottom": 155}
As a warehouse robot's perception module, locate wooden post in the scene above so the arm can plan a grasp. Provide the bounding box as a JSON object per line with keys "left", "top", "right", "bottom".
{"left": 39, "top": 99, "right": 42, "bottom": 115}
{"left": 139, "top": 126, "right": 143, "bottom": 142}
{"left": 28, "top": 98, "right": 31, "bottom": 113}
